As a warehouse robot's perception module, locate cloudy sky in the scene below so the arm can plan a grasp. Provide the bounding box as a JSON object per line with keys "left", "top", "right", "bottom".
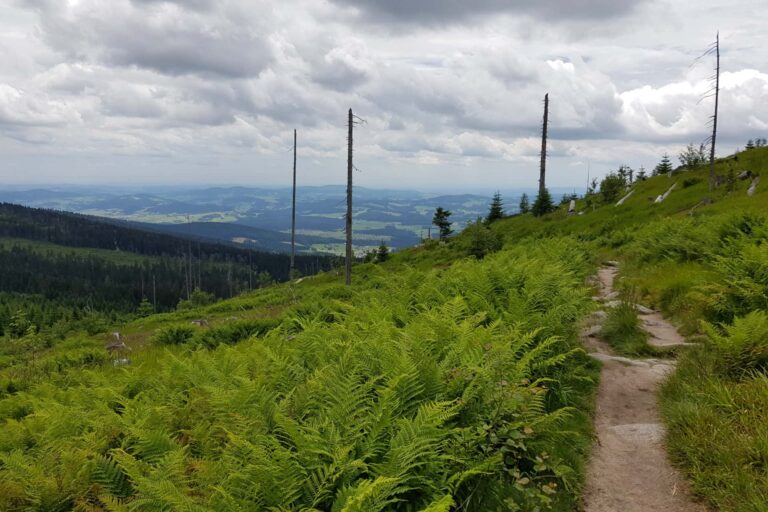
{"left": 0, "top": 0, "right": 766, "bottom": 190}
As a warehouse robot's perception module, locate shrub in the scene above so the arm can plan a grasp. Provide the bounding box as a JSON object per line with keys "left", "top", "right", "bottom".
{"left": 193, "top": 318, "right": 281, "bottom": 349}
{"left": 599, "top": 173, "right": 627, "bottom": 203}
{"left": 153, "top": 324, "right": 196, "bottom": 345}
{"left": 628, "top": 218, "right": 711, "bottom": 263}
{"left": 682, "top": 177, "right": 702, "bottom": 188}
{"left": 702, "top": 311, "right": 768, "bottom": 378}
{"left": 461, "top": 219, "right": 503, "bottom": 259}
{"left": 177, "top": 289, "right": 216, "bottom": 310}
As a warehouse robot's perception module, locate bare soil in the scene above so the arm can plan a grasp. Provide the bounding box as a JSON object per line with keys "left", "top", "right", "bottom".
{"left": 581, "top": 267, "right": 707, "bottom": 511}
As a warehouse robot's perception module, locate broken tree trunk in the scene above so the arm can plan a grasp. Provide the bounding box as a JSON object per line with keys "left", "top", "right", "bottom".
{"left": 709, "top": 33, "right": 720, "bottom": 192}
{"left": 539, "top": 93, "right": 549, "bottom": 196}
{"left": 654, "top": 182, "right": 677, "bottom": 203}
{"left": 748, "top": 177, "right": 760, "bottom": 197}
{"left": 616, "top": 189, "right": 635, "bottom": 206}
{"left": 345, "top": 109, "right": 353, "bottom": 286}
{"left": 290, "top": 129, "right": 297, "bottom": 277}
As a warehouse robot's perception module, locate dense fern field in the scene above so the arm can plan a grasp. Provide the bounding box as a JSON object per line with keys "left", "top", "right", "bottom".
{"left": 0, "top": 240, "right": 598, "bottom": 511}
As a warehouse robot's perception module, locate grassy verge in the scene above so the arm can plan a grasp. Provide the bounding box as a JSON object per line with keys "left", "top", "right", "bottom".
{"left": 661, "top": 346, "right": 768, "bottom": 511}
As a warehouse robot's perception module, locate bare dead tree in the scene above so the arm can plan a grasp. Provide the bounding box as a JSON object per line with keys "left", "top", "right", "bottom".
{"left": 709, "top": 33, "right": 720, "bottom": 191}
{"left": 185, "top": 215, "right": 192, "bottom": 298}
{"left": 344, "top": 109, "right": 366, "bottom": 286}
{"left": 539, "top": 93, "right": 549, "bottom": 195}
{"left": 693, "top": 33, "right": 721, "bottom": 191}
{"left": 346, "top": 109, "right": 353, "bottom": 286}
{"left": 197, "top": 241, "right": 202, "bottom": 290}
{"left": 290, "top": 129, "right": 297, "bottom": 277}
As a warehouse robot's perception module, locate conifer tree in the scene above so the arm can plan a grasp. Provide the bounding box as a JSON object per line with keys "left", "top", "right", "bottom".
{"left": 653, "top": 154, "right": 673, "bottom": 176}
{"left": 531, "top": 188, "right": 555, "bottom": 217}
{"left": 375, "top": 241, "right": 389, "bottom": 263}
{"left": 432, "top": 207, "right": 453, "bottom": 240}
{"left": 519, "top": 193, "right": 530, "bottom": 214}
{"left": 486, "top": 192, "right": 504, "bottom": 224}
{"left": 746, "top": 139, "right": 755, "bottom": 150}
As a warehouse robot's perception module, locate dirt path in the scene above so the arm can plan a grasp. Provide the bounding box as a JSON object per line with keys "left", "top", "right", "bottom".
{"left": 581, "top": 266, "right": 706, "bottom": 512}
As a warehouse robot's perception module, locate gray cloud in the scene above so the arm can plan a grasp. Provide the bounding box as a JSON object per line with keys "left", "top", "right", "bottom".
{"left": 26, "top": 0, "right": 273, "bottom": 78}
{"left": 1, "top": 0, "right": 766, "bottom": 189}
{"left": 329, "top": 0, "right": 649, "bottom": 24}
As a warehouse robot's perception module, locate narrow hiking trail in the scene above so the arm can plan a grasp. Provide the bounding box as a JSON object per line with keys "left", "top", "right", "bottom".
{"left": 581, "top": 265, "right": 706, "bottom": 512}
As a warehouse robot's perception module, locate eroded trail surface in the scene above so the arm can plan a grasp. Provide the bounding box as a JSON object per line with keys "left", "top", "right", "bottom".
{"left": 582, "top": 266, "right": 706, "bottom": 512}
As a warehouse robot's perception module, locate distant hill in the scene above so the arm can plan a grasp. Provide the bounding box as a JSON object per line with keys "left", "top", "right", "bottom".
{"left": 0, "top": 185, "right": 536, "bottom": 252}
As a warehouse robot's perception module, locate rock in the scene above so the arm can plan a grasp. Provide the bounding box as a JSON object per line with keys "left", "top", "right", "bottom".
{"left": 609, "top": 423, "right": 665, "bottom": 443}
{"left": 636, "top": 304, "right": 655, "bottom": 315}
{"left": 602, "top": 290, "right": 620, "bottom": 301}
{"left": 583, "top": 324, "right": 602, "bottom": 338}
{"left": 604, "top": 300, "right": 622, "bottom": 308}
{"left": 737, "top": 170, "right": 753, "bottom": 181}
{"left": 590, "top": 310, "right": 608, "bottom": 321}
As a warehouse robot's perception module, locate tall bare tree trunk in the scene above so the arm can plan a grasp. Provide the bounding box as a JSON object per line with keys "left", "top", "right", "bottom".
{"left": 709, "top": 33, "right": 720, "bottom": 192}
{"left": 539, "top": 93, "right": 549, "bottom": 196}
{"left": 290, "top": 129, "right": 297, "bottom": 276}
{"left": 345, "top": 109, "right": 353, "bottom": 286}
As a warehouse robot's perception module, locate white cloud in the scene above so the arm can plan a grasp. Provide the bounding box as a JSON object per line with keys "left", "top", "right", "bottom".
{"left": 0, "top": 0, "right": 766, "bottom": 188}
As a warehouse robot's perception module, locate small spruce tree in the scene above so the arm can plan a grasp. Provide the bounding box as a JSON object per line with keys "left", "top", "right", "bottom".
{"left": 137, "top": 298, "right": 154, "bottom": 317}
{"left": 376, "top": 241, "right": 389, "bottom": 263}
{"left": 745, "top": 139, "right": 755, "bottom": 150}
{"left": 432, "top": 207, "right": 453, "bottom": 241}
{"left": 653, "top": 154, "right": 673, "bottom": 176}
{"left": 531, "top": 188, "right": 555, "bottom": 217}
{"left": 486, "top": 192, "right": 504, "bottom": 224}
{"left": 519, "top": 193, "right": 530, "bottom": 214}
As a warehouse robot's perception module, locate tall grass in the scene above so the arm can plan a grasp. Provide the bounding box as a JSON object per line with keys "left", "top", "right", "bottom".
{"left": 599, "top": 300, "right": 654, "bottom": 356}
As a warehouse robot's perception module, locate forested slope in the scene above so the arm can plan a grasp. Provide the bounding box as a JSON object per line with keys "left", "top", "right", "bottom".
{"left": 0, "top": 204, "right": 332, "bottom": 336}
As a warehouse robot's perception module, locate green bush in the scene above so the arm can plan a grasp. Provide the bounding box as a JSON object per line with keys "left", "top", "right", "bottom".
{"left": 628, "top": 218, "right": 711, "bottom": 263}
{"left": 153, "top": 324, "right": 196, "bottom": 345}
{"left": 193, "top": 318, "right": 280, "bottom": 349}
{"left": 461, "top": 219, "right": 503, "bottom": 259}
{"left": 702, "top": 311, "right": 768, "bottom": 378}
{"left": 682, "top": 177, "right": 702, "bottom": 188}
{"left": 599, "top": 173, "right": 627, "bottom": 203}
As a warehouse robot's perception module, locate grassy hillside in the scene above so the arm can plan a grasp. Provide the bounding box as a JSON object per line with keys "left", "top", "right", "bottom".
{"left": 1, "top": 146, "right": 767, "bottom": 510}
{"left": 489, "top": 147, "right": 768, "bottom": 511}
